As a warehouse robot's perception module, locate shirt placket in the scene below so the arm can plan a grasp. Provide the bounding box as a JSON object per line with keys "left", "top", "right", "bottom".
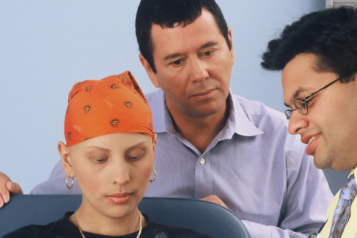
{"left": 194, "top": 152, "right": 213, "bottom": 199}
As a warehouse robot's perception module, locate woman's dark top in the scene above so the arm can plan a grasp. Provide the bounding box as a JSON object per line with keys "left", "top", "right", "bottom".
{"left": 2, "top": 212, "right": 212, "bottom": 238}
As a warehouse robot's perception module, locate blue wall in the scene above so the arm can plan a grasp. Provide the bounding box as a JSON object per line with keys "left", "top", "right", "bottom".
{"left": 0, "top": 0, "right": 348, "bottom": 194}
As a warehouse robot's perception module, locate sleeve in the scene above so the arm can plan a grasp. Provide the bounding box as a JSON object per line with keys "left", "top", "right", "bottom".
{"left": 2, "top": 231, "right": 35, "bottom": 238}
{"left": 2, "top": 226, "right": 37, "bottom": 238}
{"left": 242, "top": 220, "right": 310, "bottom": 238}
{"left": 30, "top": 160, "right": 82, "bottom": 194}
{"left": 242, "top": 135, "right": 333, "bottom": 238}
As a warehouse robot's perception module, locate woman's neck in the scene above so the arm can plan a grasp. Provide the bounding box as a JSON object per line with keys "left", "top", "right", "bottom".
{"left": 69, "top": 201, "right": 147, "bottom": 236}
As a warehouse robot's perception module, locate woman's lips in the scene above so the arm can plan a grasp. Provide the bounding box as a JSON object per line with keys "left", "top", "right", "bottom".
{"left": 107, "top": 193, "right": 131, "bottom": 204}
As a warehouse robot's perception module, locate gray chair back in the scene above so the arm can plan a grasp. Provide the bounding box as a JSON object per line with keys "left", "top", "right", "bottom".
{"left": 0, "top": 195, "right": 250, "bottom": 238}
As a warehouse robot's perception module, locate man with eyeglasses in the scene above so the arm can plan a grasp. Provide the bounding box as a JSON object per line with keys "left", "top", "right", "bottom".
{"left": 262, "top": 6, "right": 357, "bottom": 238}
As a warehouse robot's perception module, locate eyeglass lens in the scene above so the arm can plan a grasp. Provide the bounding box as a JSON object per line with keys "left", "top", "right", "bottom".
{"left": 294, "top": 99, "right": 308, "bottom": 115}
{"left": 285, "top": 99, "right": 309, "bottom": 120}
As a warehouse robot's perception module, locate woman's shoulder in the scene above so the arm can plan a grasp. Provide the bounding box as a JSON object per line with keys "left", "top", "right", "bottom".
{"left": 2, "top": 220, "right": 61, "bottom": 238}
{"left": 145, "top": 222, "right": 212, "bottom": 238}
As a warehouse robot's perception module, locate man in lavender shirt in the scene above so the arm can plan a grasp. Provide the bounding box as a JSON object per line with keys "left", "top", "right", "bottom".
{"left": 0, "top": 0, "right": 332, "bottom": 237}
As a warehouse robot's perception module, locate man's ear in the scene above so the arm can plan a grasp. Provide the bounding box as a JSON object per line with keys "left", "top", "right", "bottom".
{"left": 353, "top": 73, "right": 357, "bottom": 93}
{"left": 57, "top": 141, "right": 75, "bottom": 178}
{"left": 139, "top": 54, "right": 160, "bottom": 88}
{"left": 227, "top": 27, "right": 235, "bottom": 66}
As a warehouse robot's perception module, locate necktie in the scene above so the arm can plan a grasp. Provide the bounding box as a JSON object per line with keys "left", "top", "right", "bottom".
{"left": 329, "top": 174, "right": 357, "bottom": 238}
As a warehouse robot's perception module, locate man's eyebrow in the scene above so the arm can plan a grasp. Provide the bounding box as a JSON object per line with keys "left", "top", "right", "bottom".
{"left": 292, "top": 88, "right": 307, "bottom": 100}
{"left": 164, "top": 53, "right": 184, "bottom": 61}
{"left": 284, "top": 87, "right": 308, "bottom": 108}
{"left": 163, "top": 41, "right": 219, "bottom": 61}
{"left": 198, "top": 41, "right": 218, "bottom": 50}
{"left": 85, "top": 146, "right": 110, "bottom": 152}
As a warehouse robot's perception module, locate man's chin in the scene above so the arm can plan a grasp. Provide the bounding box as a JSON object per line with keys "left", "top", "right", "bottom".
{"left": 313, "top": 160, "right": 327, "bottom": 170}
{"left": 185, "top": 99, "right": 227, "bottom": 118}
{"left": 185, "top": 105, "right": 223, "bottom": 118}
{"left": 312, "top": 153, "right": 332, "bottom": 170}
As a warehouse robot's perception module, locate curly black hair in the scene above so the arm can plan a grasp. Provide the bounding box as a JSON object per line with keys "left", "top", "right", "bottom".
{"left": 261, "top": 6, "right": 357, "bottom": 83}
{"left": 135, "top": 0, "right": 231, "bottom": 73}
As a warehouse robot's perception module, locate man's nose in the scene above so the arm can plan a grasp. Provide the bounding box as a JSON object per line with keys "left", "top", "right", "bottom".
{"left": 188, "top": 57, "right": 209, "bottom": 83}
{"left": 288, "top": 112, "right": 309, "bottom": 135}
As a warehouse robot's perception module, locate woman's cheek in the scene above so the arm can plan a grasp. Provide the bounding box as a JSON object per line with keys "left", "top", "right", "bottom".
{"left": 75, "top": 165, "right": 103, "bottom": 193}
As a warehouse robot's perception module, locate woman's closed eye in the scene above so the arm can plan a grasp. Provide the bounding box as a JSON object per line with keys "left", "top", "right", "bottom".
{"left": 93, "top": 158, "right": 108, "bottom": 163}
{"left": 87, "top": 153, "right": 109, "bottom": 163}
{"left": 128, "top": 153, "right": 144, "bottom": 161}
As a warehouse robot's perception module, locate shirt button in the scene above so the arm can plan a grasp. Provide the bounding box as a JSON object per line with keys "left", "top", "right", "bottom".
{"left": 199, "top": 158, "right": 205, "bottom": 165}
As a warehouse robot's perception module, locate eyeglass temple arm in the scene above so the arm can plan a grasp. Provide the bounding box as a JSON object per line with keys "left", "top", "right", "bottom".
{"left": 303, "top": 77, "right": 341, "bottom": 101}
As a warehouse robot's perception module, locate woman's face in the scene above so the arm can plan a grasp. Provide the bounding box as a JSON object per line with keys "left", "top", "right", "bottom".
{"left": 61, "top": 133, "right": 156, "bottom": 219}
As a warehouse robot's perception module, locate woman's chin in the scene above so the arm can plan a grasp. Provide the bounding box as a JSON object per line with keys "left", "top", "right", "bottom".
{"left": 103, "top": 204, "right": 137, "bottom": 219}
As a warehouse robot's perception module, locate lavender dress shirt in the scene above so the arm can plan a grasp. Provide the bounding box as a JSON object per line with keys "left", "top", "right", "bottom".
{"left": 31, "top": 89, "right": 333, "bottom": 238}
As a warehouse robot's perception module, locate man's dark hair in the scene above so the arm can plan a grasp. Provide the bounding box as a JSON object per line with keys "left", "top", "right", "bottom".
{"left": 261, "top": 6, "right": 357, "bottom": 83}
{"left": 135, "top": 0, "right": 231, "bottom": 73}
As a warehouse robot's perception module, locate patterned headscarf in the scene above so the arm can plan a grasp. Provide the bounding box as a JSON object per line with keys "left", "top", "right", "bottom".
{"left": 64, "top": 71, "right": 153, "bottom": 146}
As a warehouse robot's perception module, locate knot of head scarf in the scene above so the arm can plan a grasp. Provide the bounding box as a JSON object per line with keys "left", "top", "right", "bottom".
{"left": 64, "top": 71, "right": 154, "bottom": 146}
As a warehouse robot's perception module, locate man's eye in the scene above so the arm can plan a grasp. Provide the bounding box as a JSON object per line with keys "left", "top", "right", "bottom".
{"left": 203, "top": 50, "right": 212, "bottom": 56}
{"left": 171, "top": 59, "right": 183, "bottom": 66}
{"left": 304, "top": 96, "right": 315, "bottom": 107}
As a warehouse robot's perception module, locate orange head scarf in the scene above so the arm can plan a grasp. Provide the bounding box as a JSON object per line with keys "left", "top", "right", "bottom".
{"left": 64, "top": 71, "right": 154, "bottom": 146}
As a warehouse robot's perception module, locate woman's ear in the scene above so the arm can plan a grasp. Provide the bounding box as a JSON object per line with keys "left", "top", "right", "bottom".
{"left": 57, "top": 141, "right": 75, "bottom": 178}
{"left": 152, "top": 134, "right": 157, "bottom": 153}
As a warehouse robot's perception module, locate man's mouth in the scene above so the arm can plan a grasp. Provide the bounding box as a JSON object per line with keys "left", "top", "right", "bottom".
{"left": 304, "top": 134, "right": 321, "bottom": 155}
{"left": 191, "top": 89, "right": 216, "bottom": 98}
{"left": 308, "top": 136, "right": 316, "bottom": 144}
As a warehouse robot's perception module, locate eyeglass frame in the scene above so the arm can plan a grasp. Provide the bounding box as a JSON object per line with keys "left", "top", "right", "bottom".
{"left": 285, "top": 77, "right": 342, "bottom": 120}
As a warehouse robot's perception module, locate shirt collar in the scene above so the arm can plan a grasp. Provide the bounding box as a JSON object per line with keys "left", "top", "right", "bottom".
{"left": 151, "top": 89, "right": 169, "bottom": 133}
{"left": 151, "top": 89, "right": 263, "bottom": 137}
{"left": 228, "top": 91, "right": 264, "bottom": 136}
{"left": 348, "top": 166, "right": 357, "bottom": 178}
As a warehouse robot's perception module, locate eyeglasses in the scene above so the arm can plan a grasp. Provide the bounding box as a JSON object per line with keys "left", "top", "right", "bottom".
{"left": 285, "top": 77, "right": 342, "bottom": 120}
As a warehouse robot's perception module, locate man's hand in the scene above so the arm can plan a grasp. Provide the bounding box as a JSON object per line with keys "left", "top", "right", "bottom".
{"left": 0, "top": 172, "right": 23, "bottom": 208}
{"left": 200, "top": 195, "right": 228, "bottom": 209}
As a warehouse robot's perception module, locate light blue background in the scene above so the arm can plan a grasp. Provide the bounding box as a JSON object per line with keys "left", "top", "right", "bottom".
{"left": 0, "top": 0, "right": 348, "bottom": 194}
